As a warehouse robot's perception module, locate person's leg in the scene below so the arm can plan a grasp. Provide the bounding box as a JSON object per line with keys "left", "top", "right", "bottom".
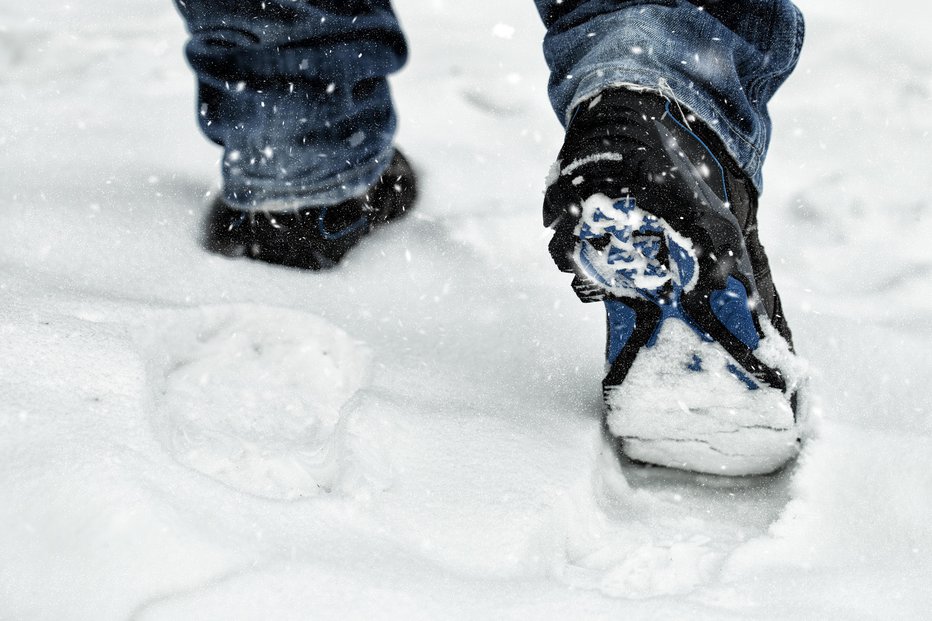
{"left": 533, "top": 1, "right": 806, "bottom": 475}
{"left": 174, "top": 0, "right": 408, "bottom": 209}
{"left": 535, "top": 0, "right": 804, "bottom": 193}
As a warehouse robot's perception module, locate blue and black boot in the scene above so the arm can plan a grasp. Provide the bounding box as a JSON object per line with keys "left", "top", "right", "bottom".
{"left": 545, "top": 89, "right": 804, "bottom": 475}
{"left": 204, "top": 149, "right": 417, "bottom": 270}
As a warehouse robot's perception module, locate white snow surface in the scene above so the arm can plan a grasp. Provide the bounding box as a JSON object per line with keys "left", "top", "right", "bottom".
{"left": 1, "top": 0, "right": 931, "bottom": 618}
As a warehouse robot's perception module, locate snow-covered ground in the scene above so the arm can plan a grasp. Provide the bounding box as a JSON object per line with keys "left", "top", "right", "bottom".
{"left": 1, "top": 0, "right": 930, "bottom": 618}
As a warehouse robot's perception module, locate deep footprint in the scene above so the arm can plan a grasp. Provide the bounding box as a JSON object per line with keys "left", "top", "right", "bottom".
{"left": 559, "top": 435, "right": 793, "bottom": 599}
{"left": 136, "top": 304, "right": 374, "bottom": 500}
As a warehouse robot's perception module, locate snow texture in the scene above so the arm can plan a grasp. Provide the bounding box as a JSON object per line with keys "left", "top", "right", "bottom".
{"left": 605, "top": 320, "right": 799, "bottom": 476}
{"left": 1, "top": 0, "right": 931, "bottom": 619}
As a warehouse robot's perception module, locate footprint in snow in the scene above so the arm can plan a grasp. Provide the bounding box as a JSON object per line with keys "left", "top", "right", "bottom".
{"left": 558, "top": 435, "right": 792, "bottom": 599}
{"left": 135, "top": 304, "right": 392, "bottom": 501}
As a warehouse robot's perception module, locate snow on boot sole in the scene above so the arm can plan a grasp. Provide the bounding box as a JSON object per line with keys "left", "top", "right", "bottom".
{"left": 575, "top": 194, "right": 800, "bottom": 476}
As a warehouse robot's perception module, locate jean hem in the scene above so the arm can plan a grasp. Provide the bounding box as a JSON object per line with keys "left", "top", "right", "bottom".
{"left": 221, "top": 146, "right": 396, "bottom": 211}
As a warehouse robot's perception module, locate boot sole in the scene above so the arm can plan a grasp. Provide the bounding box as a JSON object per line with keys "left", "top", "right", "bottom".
{"left": 570, "top": 194, "right": 800, "bottom": 476}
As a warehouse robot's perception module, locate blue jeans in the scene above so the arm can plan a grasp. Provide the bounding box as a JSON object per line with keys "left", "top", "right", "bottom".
{"left": 175, "top": 0, "right": 803, "bottom": 209}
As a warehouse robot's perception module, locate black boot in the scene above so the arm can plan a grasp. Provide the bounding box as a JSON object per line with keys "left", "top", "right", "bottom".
{"left": 204, "top": 149, "right": 418, "bottom": 270}
{"left": 544, "top": 89, "right": 803, "bottom": 475}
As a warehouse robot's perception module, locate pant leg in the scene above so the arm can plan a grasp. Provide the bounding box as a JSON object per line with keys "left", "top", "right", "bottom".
{"left": 534, "top": 0, "right": 804, "bottom": 193}
{"left": 174, "top": 0, "right": 408, "bottom": 209}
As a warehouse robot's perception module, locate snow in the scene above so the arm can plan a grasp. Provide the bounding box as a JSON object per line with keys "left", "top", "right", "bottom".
{"left": 606, "top": 320, "right": 798, "bottom": 476}
{"left": 140, "top": 304, "right": 376, "bottom": 501}
{"left": 1, "top": 0, "right": 931, "bottom": 618}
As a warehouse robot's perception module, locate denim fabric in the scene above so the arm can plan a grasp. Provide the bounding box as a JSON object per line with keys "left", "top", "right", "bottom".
{"left": 175, "top": 0, "right": 407, "bottom": 208}
{"left": 175, "top": 0, "right": 803, "bottom": 208}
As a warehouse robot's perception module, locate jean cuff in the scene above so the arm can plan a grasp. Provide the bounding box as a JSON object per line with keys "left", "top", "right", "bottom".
{"left": 220, "top": 145, "right": 396, "bottom": 211}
